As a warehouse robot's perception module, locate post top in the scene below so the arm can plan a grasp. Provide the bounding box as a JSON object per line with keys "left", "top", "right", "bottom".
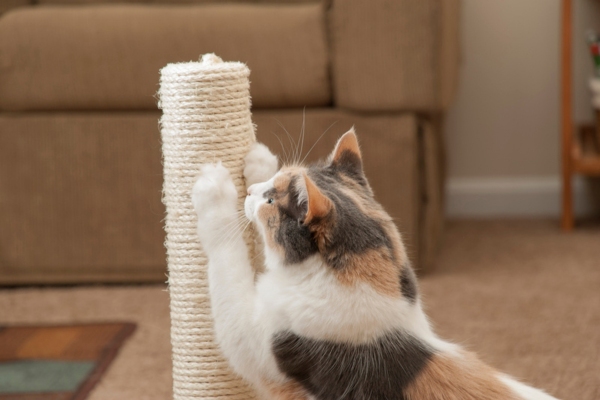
{"left": 200, "top": 53, "right": 223, "bottom": 65}
{"left": 160, "top": 53, "right": 249, "bottom": 80}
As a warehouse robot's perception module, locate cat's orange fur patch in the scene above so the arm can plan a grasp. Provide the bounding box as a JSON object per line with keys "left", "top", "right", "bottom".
{"left": 304, "top": 173, "right": 332, "bottom": 224}
{"left": 383, "top": 220, "right": 410, "bottom": 274}
{"left": 336, "top": 181, "right": 409, "bottom": 266}
{"left": 263, "top": 380, "right": 310, "bottom": 400}
{"left": 258, "top": 168, "right": 307, "bottom": 256}
{"left": 334, "top": 248, "right": 401, "bottom": 297}
{"left": 332, "top": 181, "right": 410, "bottom": 298}
{"left": 273, "top": 173, "right": 291, "bottom": 193}
{"left": 405, "top": 352, "right": 519, "bottom": 400}
{"left": 274, "top": 167, "right": 304, "bottom": 192}
{"left": 271, "top": 168, "right": 307, "bottom": 211}
{"left": 257, "top": 201, "right": 283, "bottom": 254}
{"left": 336, "top": 182, "right": 408, "bottom": 258}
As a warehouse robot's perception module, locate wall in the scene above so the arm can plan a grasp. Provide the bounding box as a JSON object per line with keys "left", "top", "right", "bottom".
{"left": 445, "top": 0, "right": 599, "bottom": 217}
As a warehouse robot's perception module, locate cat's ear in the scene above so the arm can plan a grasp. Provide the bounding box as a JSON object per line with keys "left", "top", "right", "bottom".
{"left": 302, "top": 173, "right": 333, "bottom": 224}
{"left": 329, "top": 127, "right": 363, "bottom": 175}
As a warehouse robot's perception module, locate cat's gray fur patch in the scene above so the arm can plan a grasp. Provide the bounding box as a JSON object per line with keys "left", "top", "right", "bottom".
{"left": 272, "top": 329, "right": 433, "bottom": 400}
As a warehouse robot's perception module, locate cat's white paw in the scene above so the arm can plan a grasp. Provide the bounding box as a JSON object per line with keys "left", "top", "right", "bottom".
{"left": 244, "top": 142, "right": 278, "bottom": 186}
{"left": 192, "top": 163, "right": 238, "bottom": 228}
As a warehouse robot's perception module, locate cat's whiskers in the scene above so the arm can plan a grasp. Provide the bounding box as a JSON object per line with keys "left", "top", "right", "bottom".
{"left": 213, "top": 225, "right": 247, "bottom": 255}
{"left": 269, "top": 131, "right": 291, "bottom": 165}
{"left": 223, "top": 221, "right": 252, "bottom": 255}
{"left": 211, "top": 215, "right": 248, "bottom": 247}
{"left": 274, "top": 119, "right": 298, "bottom": 165}
{"left": 298, "top": 107, "right": 306, "bottom": 165}
{"left": 300, "top": 121, "right": 338, "bottom": 165}
{"left": 219, "top": 219, "right": 253, "bottom": 255}
{"left": 212, "top": 210, "right": 246, "bottom": 230}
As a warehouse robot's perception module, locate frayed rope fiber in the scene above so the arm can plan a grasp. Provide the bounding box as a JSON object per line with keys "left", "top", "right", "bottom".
{"left": 158, "top": 53, "right": 258, "bottom": 399}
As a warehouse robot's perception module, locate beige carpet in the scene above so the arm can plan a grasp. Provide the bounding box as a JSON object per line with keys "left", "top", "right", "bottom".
{"left": 421, "top": 220, "right": 600, "bottom": 400}
{"left": 0, "top": 219, "right": 598, "bottom": 400}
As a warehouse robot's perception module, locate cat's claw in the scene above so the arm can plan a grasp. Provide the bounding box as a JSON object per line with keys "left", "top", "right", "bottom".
{"left": 244, "top": 142, "right": 278, "bottom": 186}
{"left": 192, "top": 162, "right": 238, "bottom": 222}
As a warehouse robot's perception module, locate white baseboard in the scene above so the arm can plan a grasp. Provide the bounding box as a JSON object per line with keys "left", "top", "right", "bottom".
{"left": 446, "top": 176, "right": 599, "bottom": 218}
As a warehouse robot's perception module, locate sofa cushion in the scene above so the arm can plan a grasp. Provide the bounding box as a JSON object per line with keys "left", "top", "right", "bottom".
{"left": 0, "top": 0, "right": 31, "bottom": 15}
{"left": 0, "top": 112, "right": 167, "bottom": 284}
{"left": 38, "top": 0, "right": 149, "bottom": 3}
{"left": 329, "top": 0, "right": 459, "bottom": 112}
{"left": 38, "top": 0, "right": 317, "bottom": 3}
{"left": 0, "top": 4, "right": 330, "bottom": 111}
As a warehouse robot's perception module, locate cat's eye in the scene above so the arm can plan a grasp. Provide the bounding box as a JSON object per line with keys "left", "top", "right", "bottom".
{"left": 267, "top": 198, "right": 274, "bottom": 204}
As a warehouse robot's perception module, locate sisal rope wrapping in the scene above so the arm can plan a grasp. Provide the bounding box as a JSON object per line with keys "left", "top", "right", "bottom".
{"left": 158, "top": 53, "right": 258, "bottom": 400}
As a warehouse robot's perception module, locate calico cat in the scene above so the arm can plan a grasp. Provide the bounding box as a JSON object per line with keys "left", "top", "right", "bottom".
{"left": 192, "top": 129, "right": 559, "bottom": 400}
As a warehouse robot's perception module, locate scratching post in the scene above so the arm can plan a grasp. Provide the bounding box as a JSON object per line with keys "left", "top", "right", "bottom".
{"left": 158, "top": 54, "right": 257, "bottom": 399}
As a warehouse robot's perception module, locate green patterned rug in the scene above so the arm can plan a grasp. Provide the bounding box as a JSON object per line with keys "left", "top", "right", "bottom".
{"left": 0, "top": 323, "right": 135, "bottom": 400}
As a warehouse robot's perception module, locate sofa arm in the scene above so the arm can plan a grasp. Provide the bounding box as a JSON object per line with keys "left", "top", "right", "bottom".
{"left": 329, "top": 0, "right": 459, "bottom": 112}
{"left": 1, "top": 0, "right": 32, "bottom": 16}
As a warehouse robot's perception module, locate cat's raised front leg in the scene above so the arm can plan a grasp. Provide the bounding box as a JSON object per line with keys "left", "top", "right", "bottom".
{"left": 244, "top": 142, "right": 278, "bottom": 186}
{"left": 192, "top": 162, "right": 239, "bottom": 252}
{"left": 192, "top": 162, "right": 274, "bottom": 388}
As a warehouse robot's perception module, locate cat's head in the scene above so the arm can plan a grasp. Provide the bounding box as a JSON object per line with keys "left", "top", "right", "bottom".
{"left": 245, "top": 129, "right": 411, "bottom": 296}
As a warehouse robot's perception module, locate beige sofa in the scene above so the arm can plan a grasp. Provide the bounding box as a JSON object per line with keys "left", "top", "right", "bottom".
{"left": 0, "top": 0, "right": 459, "bottom": 284}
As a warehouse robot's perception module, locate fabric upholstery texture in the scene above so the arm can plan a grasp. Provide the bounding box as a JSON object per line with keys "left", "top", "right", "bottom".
{"left": 39, "top": 0, "right": 150, "bottom": 3}
{"left": 0, "top": 113, "right": 167, "bottom": 284}
{"left": 329, "top": 0, "right": 460, "bottom": 111}
{"left": 38, "top": 0, "right": 317, "bottom": 3}
{"left": 418, "top": 118, "right": 445, "bottom": 270}
{"left": 0, "top": 109, "right": 440, "bottom": 283}
{"left": 0, "top": 4, "right": 330, "bottom": 111}
{"left": 36, "top": 0, "right": 318, "bottom": 5}
{"left": 0, "top": 0, "right": 31, "bottom": 15}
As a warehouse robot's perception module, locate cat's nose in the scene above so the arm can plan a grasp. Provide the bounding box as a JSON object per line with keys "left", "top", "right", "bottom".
{"left": 247, "top": 184, "right": 255, "bottom": 196}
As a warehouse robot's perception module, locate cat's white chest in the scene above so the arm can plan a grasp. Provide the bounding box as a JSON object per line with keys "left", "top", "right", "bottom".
{"left": 256, "top": 256, "right": 421, "bottom": 343}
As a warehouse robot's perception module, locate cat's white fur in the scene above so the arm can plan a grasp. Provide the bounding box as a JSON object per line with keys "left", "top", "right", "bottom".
{"left": 192, "top": 142, "right": 558, "bottom": 400}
